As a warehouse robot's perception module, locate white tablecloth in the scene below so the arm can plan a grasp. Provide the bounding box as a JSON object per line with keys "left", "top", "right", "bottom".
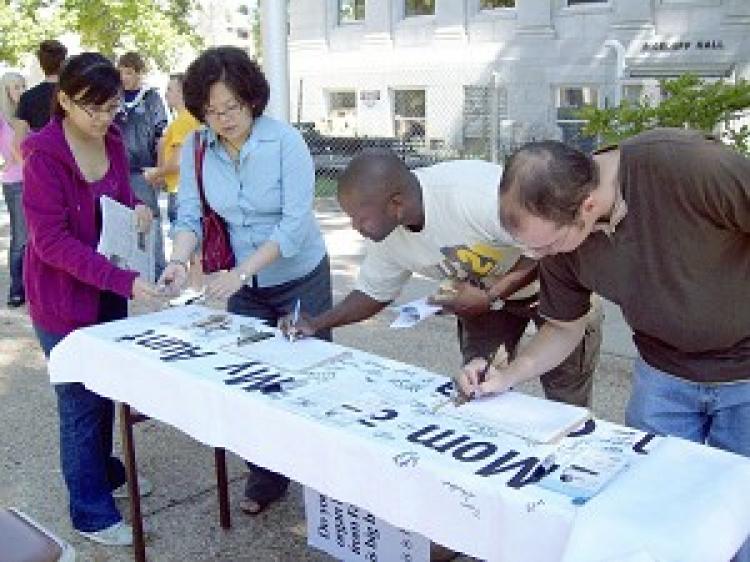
{"left": 48, "top": 306, "right": 750, "bottom": 562}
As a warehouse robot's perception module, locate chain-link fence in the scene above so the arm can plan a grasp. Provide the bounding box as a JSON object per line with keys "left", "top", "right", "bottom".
{"left": 291, "top": 79, "right": 590, "bottom": 198}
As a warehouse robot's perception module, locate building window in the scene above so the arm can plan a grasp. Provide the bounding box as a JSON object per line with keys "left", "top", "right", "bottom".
{"left": 463, "top": 85, "right": 508, "bottom": 158}
{"left": 405, "top": 0, "right": 435, "bottom": 17}
{"left": 393, "top": 89, "right": 426, "bottom": 141}
{"left": 329, "top": 91, "right": 357, "bottom": 111}
{"left": 325, "top": 91, "right": 357, "bottom": 135}
{"left": 556, "top": 86, "right": 598, "bottom": 152}
{"left": 621, "top": 85, "right": 644, "bottom": 105}
{"left": 339, "top": 0, "right": 365, "bottom": 24}
{"left": 480, "top": 0, "right": 515, "bottom": 8}
{"left": 567, "top": 0, "right": 608, "bottom": 5}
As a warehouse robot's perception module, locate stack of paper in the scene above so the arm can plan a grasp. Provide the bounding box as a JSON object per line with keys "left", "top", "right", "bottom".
{"left": 454, "top": 391, "right": 590, "bottom": 444}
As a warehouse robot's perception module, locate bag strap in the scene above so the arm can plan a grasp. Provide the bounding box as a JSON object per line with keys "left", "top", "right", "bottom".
{"left": 193, "top": 131, "right": 210, "bottom": 215}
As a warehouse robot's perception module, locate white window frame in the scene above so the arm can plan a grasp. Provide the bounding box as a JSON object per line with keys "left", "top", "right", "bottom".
{"left": 327, "top": 90, "right": 357, "bottom": 112}
{"left": 620, "top": 83, "right": 646, "bottom": 106}
{"left": 661, "top": 0, "right": 720, "bottom": 6}
{"left": 338, "top": 0, "right": 365, "bottom": 25}
{"left": 392, "top": 88, "right": 427, "bottom": 141}
{"left": 562, "top": 0, "right": 611, "bottom": 12}
{"left": 555, "top": 85, "right": 600, "bottom": 151}
{"left": 478, "top": 0, "right": 516, "bottom": 11}
{"left": 403, "top": 0, "right": 436, "bottom": 19}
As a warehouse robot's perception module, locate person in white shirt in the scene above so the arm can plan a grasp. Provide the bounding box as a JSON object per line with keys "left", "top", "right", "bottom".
{"left": 281, "top": 150, "right": 602, "bottom": 408}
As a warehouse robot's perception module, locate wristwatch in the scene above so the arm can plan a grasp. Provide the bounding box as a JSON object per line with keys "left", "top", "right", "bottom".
{"left": 484, "top": 287, "right": 505, "bottom": 311}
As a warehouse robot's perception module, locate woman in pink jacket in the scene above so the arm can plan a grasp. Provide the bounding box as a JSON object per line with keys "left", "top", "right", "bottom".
{"left": 22, "top": 52, "right": 160, "bottom": 547}
{"left": 0, "top": 71, "right": 26, "bottom": 306}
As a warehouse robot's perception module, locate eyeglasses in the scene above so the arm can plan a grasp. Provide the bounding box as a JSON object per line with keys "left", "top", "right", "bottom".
{"left": 204, "top": 102, "right": 246, "bottom": 121}
{"left": 513, "top": 223, "right": 576, "bottom": 258}
{"left": 72, "top": 98, "right": 122, "bottom": 120}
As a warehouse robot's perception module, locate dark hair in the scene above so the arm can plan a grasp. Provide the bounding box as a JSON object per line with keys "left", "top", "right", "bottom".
{"left": 52, "top": 52, "right": 122, "bottom": 118}
{"left": 183, "top": 47, "right": 269, "bottom": 122}
{"left": 38, "top": 39, "right": 67, "bottom": 76}
{"left": 499, "top": 141, "right": 598, "bottom": 230}
{"left": 117, "top": 51, "right": 146, "bottom": 73}
{"left": 169, "top": 73, "right": 186, "bottom": 85}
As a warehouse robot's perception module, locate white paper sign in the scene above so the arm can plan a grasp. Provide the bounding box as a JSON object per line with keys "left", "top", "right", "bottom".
{"left": 390, "top": 298, "right": 442, "bottom": 329}
{"left": 305, "top": 488, "right": 430, "bottom": 562}
{"left": 97, "top": 196, "right": 155, "bottom": 282}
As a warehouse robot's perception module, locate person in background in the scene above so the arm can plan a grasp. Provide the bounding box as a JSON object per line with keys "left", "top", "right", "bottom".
{"left": 115, "top": 51, "right": 168, "bottom": 278}
{"left": 16, "top": 39, "right": 67, "bottom": 132}
{"left": 158, "top": 46, "right": 332, "bottom": 517}
{"left": 22, "top": 52, "right": 161, "bottom": 547}
{"left": 143, "top": 73, "right": 200, "bottom": 227}
{"left": 0, "top": 71, "right": 27, "bottom": 307}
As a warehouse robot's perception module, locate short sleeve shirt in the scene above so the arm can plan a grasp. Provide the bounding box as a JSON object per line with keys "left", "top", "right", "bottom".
{"left": 539, "top": 128, "right": 750, "bottom": 383}
{"left": 355, "top": 160, "right": 538, "bottom": 303}
{"left": 16, "top": 82, "right": 56, "bottom": 131}
{"left": 162, "top": 110, "right": 200, "bottom": 192}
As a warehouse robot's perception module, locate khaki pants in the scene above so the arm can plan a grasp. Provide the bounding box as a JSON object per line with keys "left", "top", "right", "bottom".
{"left": 457, "top": 295, "right": 603, "bottom": 407}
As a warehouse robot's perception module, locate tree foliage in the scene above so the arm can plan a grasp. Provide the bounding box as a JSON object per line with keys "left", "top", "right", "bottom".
{"left": 0, "top": 2, "right": 69, "bottom": 65}
{"left": 579, "top": 74, "right": 750, "bottom": 154}
{"left": 0, "top": 0, "right": 203, "bottom": 70}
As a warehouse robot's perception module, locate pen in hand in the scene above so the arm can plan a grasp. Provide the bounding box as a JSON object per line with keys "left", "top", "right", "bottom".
{"left": 471, "top": 349, "right": 497, "bottom": 400}
{"left": 289, "top": 297, "right": 301, "bottom": 342}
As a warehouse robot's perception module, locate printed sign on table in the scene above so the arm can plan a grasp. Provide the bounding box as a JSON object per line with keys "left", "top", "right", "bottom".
{"left": 305, "top": 488, "right": 430, "bottom": 562}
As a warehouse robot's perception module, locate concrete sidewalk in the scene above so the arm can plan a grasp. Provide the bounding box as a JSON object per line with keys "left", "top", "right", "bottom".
{"left": 0, "top": 198, "right": 636, "bottom": 562}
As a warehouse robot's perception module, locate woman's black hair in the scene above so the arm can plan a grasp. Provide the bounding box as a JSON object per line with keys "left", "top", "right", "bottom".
{"left": 52, "top": 52, "right": 122, "bottom": 118}
{"left": 183, "top": 46, "right": 269, "bottom": 122}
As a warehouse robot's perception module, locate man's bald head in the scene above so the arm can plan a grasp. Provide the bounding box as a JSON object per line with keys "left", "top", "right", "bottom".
{"left": 336, "top": 149, "right": 417, "bottom": 242}
{"left": 338, "top": 149, "right": 413, "bottom": 203}
{"left": 499, "top": 141, "right": 598, "bottom": 232}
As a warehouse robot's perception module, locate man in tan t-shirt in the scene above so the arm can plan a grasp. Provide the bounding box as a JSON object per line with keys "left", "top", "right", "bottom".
{"left": 282, "top": 149, "right": 602, "bottom": 408}
{"left": 459, "top": 131, "right": 750, "bottom": 562}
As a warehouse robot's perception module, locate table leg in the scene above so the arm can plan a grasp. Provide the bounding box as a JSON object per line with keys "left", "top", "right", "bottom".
{"left": 215, "top": 448, "right": 231, "bottom": 529}
{"left": 119, "top": 403, "right": 147, "bottom": 562}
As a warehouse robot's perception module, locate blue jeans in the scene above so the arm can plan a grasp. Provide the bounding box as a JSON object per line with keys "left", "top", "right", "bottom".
{"left": 2, "top": 181, "right": 26, "bottom": 299}
{"left": 34, "top": 293, "right": 128, "bottom": 531}
{"left": 626, "top": 357, "right": 750, "bottom": 561}
{"left": 227, "top": 255, "right": 332, "bottom": 498}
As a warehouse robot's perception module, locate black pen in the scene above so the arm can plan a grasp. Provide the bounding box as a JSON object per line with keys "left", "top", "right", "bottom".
{"left": 472, "top": 349, "right": 497, "bottom": 399}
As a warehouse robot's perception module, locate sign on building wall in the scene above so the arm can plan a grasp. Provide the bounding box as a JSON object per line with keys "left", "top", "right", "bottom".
{"left": 641, "top": 39, "right": 726, "bottom": 52}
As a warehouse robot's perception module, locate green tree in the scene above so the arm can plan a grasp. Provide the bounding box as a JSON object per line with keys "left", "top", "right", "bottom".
{"left": 0, "top": 2, "right": 69, "bottom": 65}
{"left": 579, "top": 74, "right": 750, "bottom": 154}
{"left": 0, "top": 0, "right": 202, "bottom": 70}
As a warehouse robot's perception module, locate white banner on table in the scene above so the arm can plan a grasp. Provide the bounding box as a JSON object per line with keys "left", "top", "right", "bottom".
{"left": 48, "top": 306, "right": 750, "bottom": 562}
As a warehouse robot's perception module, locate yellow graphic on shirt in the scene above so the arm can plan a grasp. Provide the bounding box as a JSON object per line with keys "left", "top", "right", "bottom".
{"left": 438, "top": 243, "right": 504, "bottom": 284}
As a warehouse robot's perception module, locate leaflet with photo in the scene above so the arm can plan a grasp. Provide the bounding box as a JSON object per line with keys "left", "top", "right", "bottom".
{"left": 97, "top": 196, "right": 155, "bottom": 282}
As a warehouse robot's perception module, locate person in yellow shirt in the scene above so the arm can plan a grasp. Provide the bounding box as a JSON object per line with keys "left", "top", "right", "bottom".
{"left": 144, "top": 73, "right": 199, "bottom": 225}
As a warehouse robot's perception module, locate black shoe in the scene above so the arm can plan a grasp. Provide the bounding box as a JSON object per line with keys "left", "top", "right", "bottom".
{"left": 7, "top": 294, "right": 25, "bottom": 308}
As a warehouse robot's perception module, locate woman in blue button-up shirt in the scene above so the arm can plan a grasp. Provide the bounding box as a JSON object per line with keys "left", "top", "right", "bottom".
{"left": 160, "top": 47, "right": 332, "bottom": 516}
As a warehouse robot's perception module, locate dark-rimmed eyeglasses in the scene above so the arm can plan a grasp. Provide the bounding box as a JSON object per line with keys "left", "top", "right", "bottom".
{"left": 204, "top": 102, "right": 246, "bottom": 121}
{"left": 72, "top": 98, "right": 122, "bottom": 120}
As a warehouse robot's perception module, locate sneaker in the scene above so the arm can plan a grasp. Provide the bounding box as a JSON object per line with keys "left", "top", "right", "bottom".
{"left": 6, "top": 294, "right": 24, "bottom": 308}
{"left": 77, "top": 521, "right": 133, "bottom": 546}
{"left": 112, "top": 475, "right": 153, "bottom": 499}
